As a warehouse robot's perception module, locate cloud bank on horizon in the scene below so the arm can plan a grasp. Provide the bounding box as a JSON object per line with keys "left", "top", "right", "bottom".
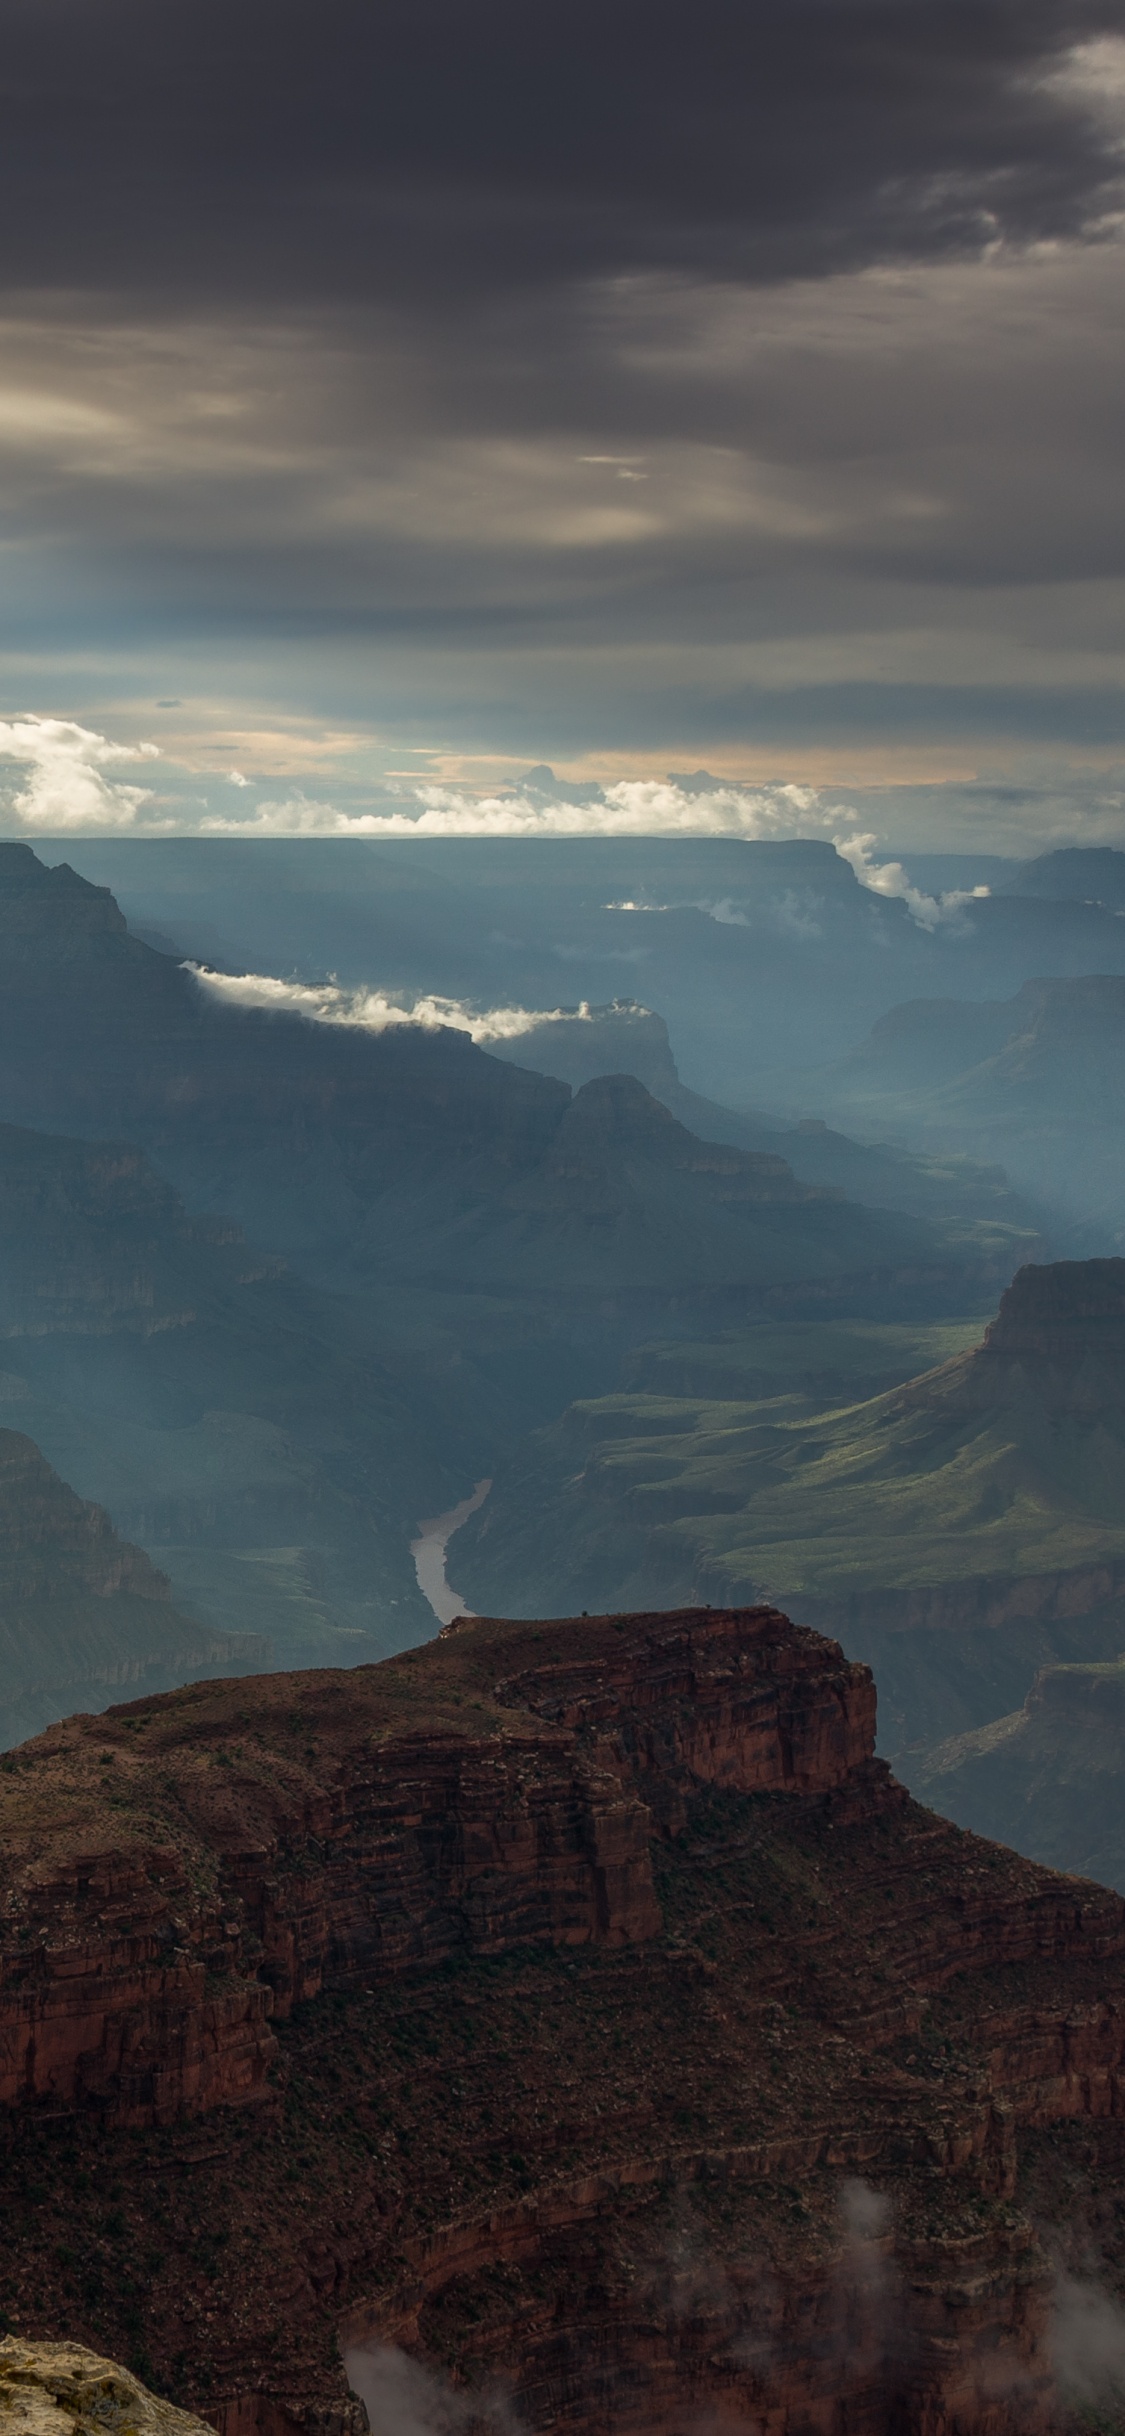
{"left": 0, "top": 1, "right": 1121, "bottom": 834}
{"left": 0, "top": 712, "right": 990, "bottom": 923}
{"left": 2, "top": 707, "right": 1122, "bottom": 917}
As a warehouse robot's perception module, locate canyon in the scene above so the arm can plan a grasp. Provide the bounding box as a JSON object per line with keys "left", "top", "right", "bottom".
{"left": 0, "top": 1606, "right": 1123, "bottom": 2431}
{"left": 455, "top": 1259, "right": 1125, "bottom": 1758}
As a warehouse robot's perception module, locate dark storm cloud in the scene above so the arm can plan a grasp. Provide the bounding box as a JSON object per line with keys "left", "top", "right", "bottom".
{"left": 0, "top": 0, "right": 1123, "bottom": 826}
{"left": 0, "top": 0, "right": 1121, "bottom": 300}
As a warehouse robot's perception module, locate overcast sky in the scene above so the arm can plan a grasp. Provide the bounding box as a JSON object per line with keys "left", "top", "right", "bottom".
{"left": 1, "top": 0, "right": 1125, "bottom": 849}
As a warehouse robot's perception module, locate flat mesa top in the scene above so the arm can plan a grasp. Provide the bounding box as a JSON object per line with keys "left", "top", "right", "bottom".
{"left": 0, "top": 1603, "right": 853, "bottom": 1871}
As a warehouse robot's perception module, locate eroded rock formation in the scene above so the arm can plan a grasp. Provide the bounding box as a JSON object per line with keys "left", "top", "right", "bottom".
{"left": 0, "top": 2339, "right": 211, "bottom": 2436}
{"left": 0, "top": 1607, "right": 1121, "bottom": 2432}
{"left": 0, "top": 1607, "right": 868, "bottom": 2120}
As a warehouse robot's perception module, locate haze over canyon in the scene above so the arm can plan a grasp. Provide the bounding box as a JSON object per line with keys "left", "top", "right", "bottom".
{"left": 4, "top": 0, "right": 1125, "bottom": 2426}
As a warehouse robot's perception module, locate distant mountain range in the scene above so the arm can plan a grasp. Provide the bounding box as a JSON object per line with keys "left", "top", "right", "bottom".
{"left": 1008, "top": 845, "right": 1125, "bottom": 907}
{"left": 455, "top": 1259, "right": 1125, "bottom": 1761}
{"left": 58, "top": 831, "right": 1125, "bottom": 1108}
{"left": 0, "top": 841, "right": 1037, "bottom": 1738}
{"left": 488, "top": 997, "right": 1047, "bottom": 1245}
{"left": 0, "top": 846, "right": 1027, "bottom": 1332}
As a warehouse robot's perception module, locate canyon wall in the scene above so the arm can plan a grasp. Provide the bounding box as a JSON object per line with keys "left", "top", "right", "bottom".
{"left": 0, "top": 1607, "right": 868, "bottom": 2120}
{"left": 0, "top": 1608, "right": 1123, "bottom": 2432}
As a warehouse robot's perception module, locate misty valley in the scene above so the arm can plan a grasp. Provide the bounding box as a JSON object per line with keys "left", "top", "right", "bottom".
{"left": 8, "top": 0, "right": 1125, "bottom": 2423}
{"left": 5, "top": 829, "right": 1125, "bottom": 2432}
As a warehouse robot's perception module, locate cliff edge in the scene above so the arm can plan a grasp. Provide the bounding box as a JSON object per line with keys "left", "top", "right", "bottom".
{"left": 0, "top": 1607, "right": 1123, "bottom": 2433}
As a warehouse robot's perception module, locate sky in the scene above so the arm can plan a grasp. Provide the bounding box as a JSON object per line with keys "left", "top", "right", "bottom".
{"left": 1, "top": 0, "right": 1125, "bottom": 851}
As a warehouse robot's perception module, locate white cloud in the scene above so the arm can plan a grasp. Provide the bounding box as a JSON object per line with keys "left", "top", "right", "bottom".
{"left": 0, "top": 715, "right": 159, "bottom": 830}
{"left": 187, "top": 965, "right": 598, "bottom": 1043}
{"left": 406, "top": 774, "right": 827, "bottom": 842}
{"left": 834, "top": 833, "right": 990, "bottom": 928}
{"left": 198, "top": 791, "right": 374, "bottom": 834}
{"left": 199, "top": 775, "right": 828, "bottom": 841}
{"left": 0, "top": 723, "right": 995, "bottom": 928}
{"left": 192, "top": 775, "right": 828, "bottom": 840}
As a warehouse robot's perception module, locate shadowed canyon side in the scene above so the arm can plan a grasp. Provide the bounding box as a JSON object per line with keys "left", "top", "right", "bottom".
{"left": 0, "top": 846, "right": 1027, "bottom": 1329}
{"left": 487, "top": 993, "right": 1048, "bottom": 1240}
{"left": 1, "top": 1609, "right": 1125, "bottom": 2430}
{"left": 919, "top": 1656, "right": 1125, "bottom": 1892}
{"left": 0, "top": 839, "right": 1041, "bottom": 1697}
{"left": 0, "top": 1430, "right": 262, "bottom": 1748}
{"left": 0, "top": 1110, "right": 451, "bottom": 1669}
{"left": 798, "top": 970, "right": 1125, "bottom": 1241}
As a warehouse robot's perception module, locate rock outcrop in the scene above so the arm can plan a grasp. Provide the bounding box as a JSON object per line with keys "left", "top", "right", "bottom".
{"left": 1, "top": 1607, "right": 1125, "bottom": 2430}
{"left": 979, "top": 1252, "right": 1125, "bottom": 1371}
{"left": 0, "top": 2341, "right": 211, "bottom": 2436}
{"left": 0, "top": 1607, "right": 870, "bottom": 2122}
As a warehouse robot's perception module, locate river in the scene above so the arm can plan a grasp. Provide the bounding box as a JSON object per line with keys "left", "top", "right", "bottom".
{"left": 410, "top": 1478, "right": 491, "bottom": 1627}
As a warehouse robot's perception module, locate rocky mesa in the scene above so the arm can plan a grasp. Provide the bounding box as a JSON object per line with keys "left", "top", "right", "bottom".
{"left": 0, "top": 1606, "right": 1124, "bottom": 2433}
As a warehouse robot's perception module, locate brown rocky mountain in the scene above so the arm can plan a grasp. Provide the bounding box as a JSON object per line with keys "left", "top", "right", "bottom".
{"left": 1, "top": 1605, "right": 1125, "bottom": 2431}
{"left": 0, "top": 1429, "right": 260, "bottom": 1747}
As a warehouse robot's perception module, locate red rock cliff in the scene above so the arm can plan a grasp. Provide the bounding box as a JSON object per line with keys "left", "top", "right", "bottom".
{"left": 0, "top": 1607, "right": 868, "bottom": 2122}
{"left": 0, "top": 1606, "right": 1121, "bottom": 2435}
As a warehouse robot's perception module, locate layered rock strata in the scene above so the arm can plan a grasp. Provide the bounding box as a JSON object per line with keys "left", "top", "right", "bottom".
{"left": 0, "top": 1607, "right": 867, "bottom": 2120}
{"left": 0, "top": 1607, "right": 1122, "bottom": 2432}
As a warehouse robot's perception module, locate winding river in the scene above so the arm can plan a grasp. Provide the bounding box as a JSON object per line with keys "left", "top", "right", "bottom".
{"left": 410, "top": 1477, "right": 491, "bottom": 1627}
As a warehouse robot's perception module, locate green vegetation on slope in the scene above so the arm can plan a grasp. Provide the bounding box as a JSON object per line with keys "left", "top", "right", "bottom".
{"left": 460, "top": 1271, "right": 1125, "bottom": 1620}
{"left": 455, "top": 1314, "right": 992, "bottom": 1618}
{"left": 456, "top": 1264, "right": 1125, "bottom": 1757}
